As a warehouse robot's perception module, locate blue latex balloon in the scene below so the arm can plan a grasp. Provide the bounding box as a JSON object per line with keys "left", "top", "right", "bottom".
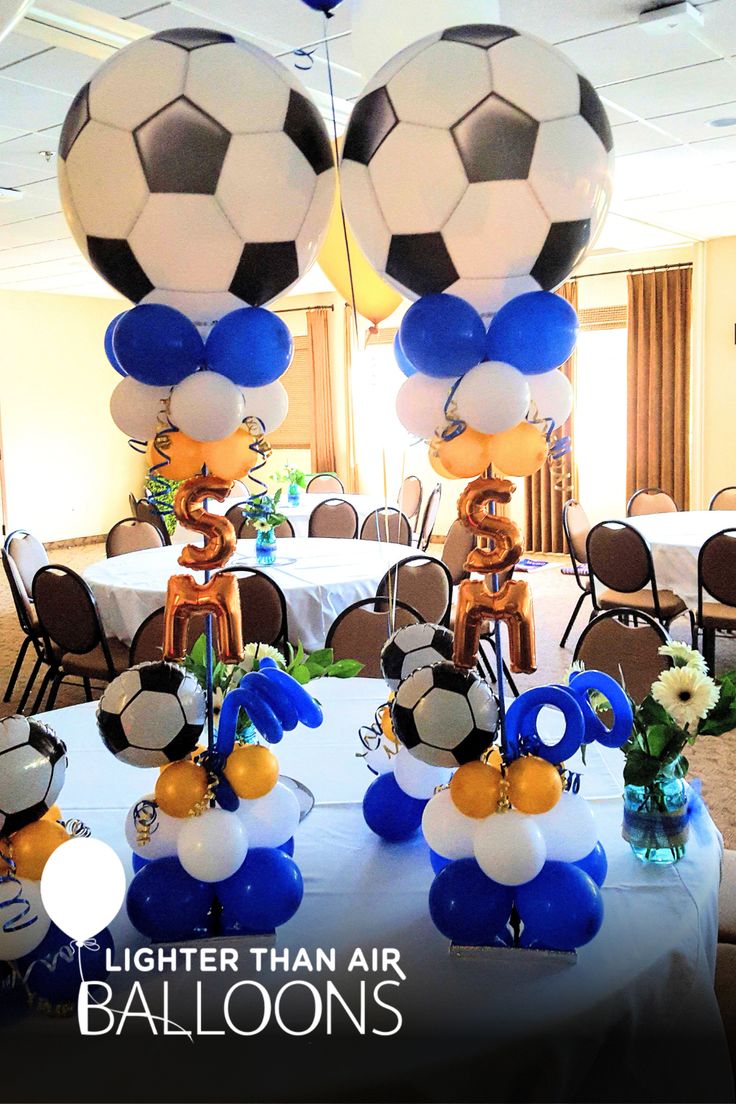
{"left": 279, "top": 837, "right": 295, "bottom": 857}
{"left": 362, "top": 772, "right": 427, "bottom": 842}
{"left": 18, "top": 923, "right": 113, "bottom": 1003}
{"left": 505, "top": 685, "right": 586, "bottom": 764}
{"left": 394, "top": 332, "right": 417, "bottom": 378}
{"left": 516, "top": 861, "right": 604, "bottom": 951}
{"left": 131, "top": 852, "right": 150, "bottom": 874}
{"left": 429, "top": 859, "right": 514, "bottom": 945}
{"left": 218, "top": 848, "right": 304, "bottom": 934}
{"left": 113, "top": 304, "right": 204, "bottom": 386}
{"left": 574, "top": 842, "right": 608, "bottom": 888}
{"left": 127, "top": 857, "right": 215, "bottom": 943}
{"left": 567, "top": 669, "right": 634, "bottom": 749}
{"left": 104, "top": 311, "right": 127, "bottom": 375}
{"left": 399, "top": 294, "right": 486, "bottom": 379}
{"left": 429, "top": 848, "right": 452, "bottom": 875}
{"left": 301, "top": 0, "right": 343, "bottom": 11}
{"left": 486, "top": 291, "right": 579, "bottom": 375}
{"left": 206, "top": 307, "right": 293, "bottom": 387}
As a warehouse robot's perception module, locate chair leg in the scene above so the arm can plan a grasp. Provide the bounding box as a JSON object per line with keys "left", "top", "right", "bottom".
{"left": 83, "top": 677, "right": 93, "bottom": 702}
{"left": 703, "top": 628, "right": 717, "bottom": 675}
{"left": 559, "top": 591, "right": 588, "bottom": 648}
{"left": 3, "top": 635, "right": 31, "bottom": 702}
{"left": 46, "top": 674, "right": 62, "bottom": 711}
{"left": 17, "top": 655, "right": 43, "bottom": 714}
{"left": 31, "top": 668, "right": 53, "bottom": 715}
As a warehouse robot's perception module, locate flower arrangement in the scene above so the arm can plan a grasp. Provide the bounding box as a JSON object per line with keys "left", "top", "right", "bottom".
{"left": 242, "top": 490, "right": 286, "bottom": 533}
{"left": 275, "top": 465, "right": 309, "bottom": 491}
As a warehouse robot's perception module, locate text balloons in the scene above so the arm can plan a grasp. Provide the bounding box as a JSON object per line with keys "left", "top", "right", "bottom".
{"left": 486, "top": 292, "right": 579, "bottom": 375}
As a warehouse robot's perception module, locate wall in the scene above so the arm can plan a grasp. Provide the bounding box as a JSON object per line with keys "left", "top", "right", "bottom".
{"left": 0, "top": 288, "right": 145, "bottom": 544}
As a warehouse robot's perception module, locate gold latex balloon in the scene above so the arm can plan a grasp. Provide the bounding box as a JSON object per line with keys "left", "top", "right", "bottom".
{"left": 507, "top": 755, "right": 563, "bottom": 815}
{"left": 146, "top": 431, "right": 204, "bottom": 481}
{"left": 42, "top": 804, "right": 62, "bottom": 823}
{"left": 488, "top": 421, "right": 548, "bottom": 478}
{"left": 379, "top": 704, "right": 398, "bottom": 745}
{"left": 428, "top": 445, "right": 463, "bottom": 480}
{"left": 175, "top": 474, "right": 237, "bottom": 572}
{"left": 436, "top": 427, "right": 495, "bottom": 479}
{"left": 202, "top": 426, "right": 259, "bottom": 483}
{"left": 450, "top": 761, "right": 502, "bottom": 819}
{"left": 224, "top": 744, "right": 279, "bottom": 800}
{"left": 9, "top": 819, "right": 70, "bottom": 880}
{"left": 154, "top": 760, "right": 209, "bottom": 818}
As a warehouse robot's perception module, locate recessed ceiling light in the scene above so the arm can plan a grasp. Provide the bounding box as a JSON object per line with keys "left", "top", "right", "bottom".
{"left": 708, "top": 117, "right": 736, "bottom": 128}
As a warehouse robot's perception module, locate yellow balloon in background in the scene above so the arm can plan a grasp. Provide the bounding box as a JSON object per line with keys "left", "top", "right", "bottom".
{"left": 428, "top": 445, "right": 463, "bottom": 481}
{"left": 507, "top": 755, "right": 562, "bottom": 815}
{"left": 488, "top": 421, "right": 548, "bottom": 478}
{"left": 436, "top": 427, "right": 495, "bottom": 479}
{"left": 9, "top": 819, "right": 70, "bottom": 880}
{"left": 319, "top": 167, "right": 402, "bottom": 327}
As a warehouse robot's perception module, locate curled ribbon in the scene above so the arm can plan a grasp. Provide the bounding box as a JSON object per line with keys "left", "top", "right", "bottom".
{"left": 0, "top": 843, "right": 37, "bottom": 936}
{"left": 440, "top": 378, "right": 466, "bottom": 442}
{"left": 243, "top": 415, "right": 272, "bottom": 504}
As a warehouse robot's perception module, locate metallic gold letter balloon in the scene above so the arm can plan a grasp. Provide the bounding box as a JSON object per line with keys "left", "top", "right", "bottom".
{"left": 175, "top": 474, "right": 237, "bottom": 572}
{"left": 163, "top": 573, "right": 244, "bottom": 664}
{"left": 453, "top": 476, "right": 536, "bottom": 674}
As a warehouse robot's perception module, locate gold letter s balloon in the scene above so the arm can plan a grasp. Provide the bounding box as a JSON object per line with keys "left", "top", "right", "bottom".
{"left": 175, "top": 475, "right": 237, "bottom": 572}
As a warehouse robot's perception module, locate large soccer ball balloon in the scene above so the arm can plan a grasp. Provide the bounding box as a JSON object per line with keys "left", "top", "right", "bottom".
{"left": 341, "top": 24, "right": 613, "bottom": 318}
{"left": 58, "top": 29, "right": 336, "bottom": 326}
{"left": 0, "top": 717, "right": 67, "bottom": 837}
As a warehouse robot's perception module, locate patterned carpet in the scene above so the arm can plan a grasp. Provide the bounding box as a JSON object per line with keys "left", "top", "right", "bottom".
{"left": 3, "top": 543, "right": 736, "bottom": 845}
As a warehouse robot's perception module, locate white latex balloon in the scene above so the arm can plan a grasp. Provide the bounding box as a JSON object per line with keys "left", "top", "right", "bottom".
{"left": 528, "top": 369, "right": 573, "bottom": 430}
{"left": 237, "top": 782, "right": 300, "bottom": 848}
{"left": 177, "top": 809, "right": 248, "bottom": 883}
{"left": 454, "top": 361, "right": 530, "bottom": 436}
{"left": 125, "top": 795, "right": 181, "bottom": 861}
{"left": 169, "top": 371, "right": 245, "bottom": 442}
{"left": 362, "top": 741, "right": 396, "bottom": 776}
{"left": 41, "top": 838, "right": 126, "bottom": 944}
{"left": 351, "top": 0, "right": 500, "bottom": 80}
{"left": 474, "top": 811, "right": 546, "bottom": 886}
{"left": 396, "top": 373, "right": 454, "bottom": 439}
{"left": 0, "top": 877, "right": 50, "bottom": 961}
{"left": 394, "top": 745, "right": 451, "bottom": 800}
{"left": 241, "top": 381, "right": 289, "bottom": 435}
{"left": 533, "top": 791, "right": 598, "bottom": 862}
{"left": 421, "top": 788, "right": 476, "bottom": 860}
{"left": 110, "top": 376, "right": 169, "bottom": 441}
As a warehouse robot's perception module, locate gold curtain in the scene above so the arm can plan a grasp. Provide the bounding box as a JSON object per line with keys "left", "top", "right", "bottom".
{"left": 524, "top": 280, "right": 578, "bottom": 552}
{"left": 627, "top": 267, "right": 691, "bottom": 509}
{"left": 342, "top": 305, "right": 360, "bottom": 492}
{"left": 307, "top": 307, "right": 337, "bottom": 474}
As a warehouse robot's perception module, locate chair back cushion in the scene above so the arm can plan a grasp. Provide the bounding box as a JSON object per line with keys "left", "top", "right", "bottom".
{"left": 628, "top": 490, "right": 677, "bottom": 516}
{"left": 441, "top": 520, "right": 475, "bottom": 584}
{"left": 225, "top": 570, "right": 287, "bottom": 647}
{"left": 130, "top": 608, "right": 207, "bottom": 665}
{"left": 378, "top": 558, "right": 451, "bottom": 624}
{"left": 308, "top": 499, "right": 358, "bottom": 539}
{"left": 328, "top": 601, "right": 421, "bottom": 678}
{"left": 564, "top": 501, "right": 590, "bottom": 564}
{"left": 711, "top": 487, "right": 736, "bottom": 511}
{"left": 588, "top": 523, "right": 651, "bottom": 593}
{"left": 107, "top": 519, "right": 164, "bottom": 558}
{"left": 574, "top": 610, "right": 670, "bottom": 706}
{"left": 418, "top": 485, "right": 442, "bottom": 549}
{"left": 700, "top": 530, "right": 736, "bottom": 607}
{"left": 307, "top": 474, "right": 344, "bottom": 494}
{"left": 33, "top": 567, "right": 102, "bottom": 654}
{"left": 7, "top": 531, "right": 48, "bottom": 597}
{"left": 398, "top": 476, "right": 422, "bottom": 521}
{"left": 360, "top": 509, "right": 412, "bottom": 545}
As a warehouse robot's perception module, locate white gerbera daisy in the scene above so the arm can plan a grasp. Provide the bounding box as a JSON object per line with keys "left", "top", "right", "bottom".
{"left": 658, "top": 641, "right": 708, "bottom": 673}
{"left": 651, "top": 665, "right": 720, "bottom": 730}
{"left": 231, "top": 642, "right": 284, "bottom": 682}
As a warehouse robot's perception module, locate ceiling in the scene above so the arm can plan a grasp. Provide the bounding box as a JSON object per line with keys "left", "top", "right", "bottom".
{"left": 0, "top": 0, "right": 735, "bottom": 298}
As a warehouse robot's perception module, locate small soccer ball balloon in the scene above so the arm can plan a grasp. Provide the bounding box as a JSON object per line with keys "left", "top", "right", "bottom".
{"left": 0, "top": 717, "right": 67, "bottom": 837}
{"left": 57, "top": 29, "right": 336, "bottom": 325}
{"left": 341, "top": 25, "right": 613, "bottom": 318}
{"left": 97, "top": 662, "right": 205, "bottom": 768}
{"left": 380, "top": 622, "right": 454, "bottom": 691}
{"left": 391, "top": 662, "right": 498, "bottom": 767}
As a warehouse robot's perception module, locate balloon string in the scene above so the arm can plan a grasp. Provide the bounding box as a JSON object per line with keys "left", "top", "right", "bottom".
{"left": 146, "top": 421, "right": 180, "bottom": 520}
{"left": 0, "top": 843, "right": 37, "bottom": 935}
{"left": 440, "top": 377, "right": 466, "bottom": 442}
{"left": 526, "top": 400, "right": 573, "bottom": 495}
{"left": 244, "top": 416, "right": 271, "bottom": 502}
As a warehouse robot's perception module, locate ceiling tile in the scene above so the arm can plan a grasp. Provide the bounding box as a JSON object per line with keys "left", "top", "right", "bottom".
{"left": 0, "top": 211, "right": 70, "bottom": 249}
{"left": 2, "top": 47, "right": 102, "bottom": 95}
{"left": 0, "top": 238, "right": 80, "bottom": 270}
{"left": 650, "top": 100, "right": 736, "bottom": 142}
{"left": 594, "top": 211, "right": 693, "bottom": 250}
{"left": 0, "top": 76, "right": 70, "bottom": 132}
{"left": 497, "top": 0, "right": 642, "bottom": 41}
{"left": 0, "top": 126, "right": 61, "bottom": 168}
{"left": 560, "top": 22, "right": 718, "bottom": 88}
{"left": 0, "top": 157, "right": 58, "bottom": 187}
{"left": 650, "top": 200, "right": 736, "bottom": 238}
{"left": 612, "top": 121, "right": 679, "bottom": 155}
{"left": 602, "top": 59, "right": 736, "bottom": 118}
{"left": 0, "top": 34, "right": 48, "bottom": 69}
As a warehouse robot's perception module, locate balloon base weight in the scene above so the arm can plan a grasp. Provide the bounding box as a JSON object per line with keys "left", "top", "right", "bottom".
{"left": 156, "top": 933, "right": 276, "bottom": 954}
{"left": 449, "top": 944, "right": 577, "bottom": 972}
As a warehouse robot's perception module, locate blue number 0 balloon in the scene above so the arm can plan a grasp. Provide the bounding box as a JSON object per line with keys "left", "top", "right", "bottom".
{"left": 216, "top": 658, "right": 323, "bottom": 756}
{"left": 567, "top": 670, "right": 633, "bottom": 748}
{"left": 504, "top": 686, "right": 586, "bottom": 764}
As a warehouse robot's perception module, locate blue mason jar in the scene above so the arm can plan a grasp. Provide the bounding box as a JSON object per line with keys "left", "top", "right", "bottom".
{"left": 287, "top": 482, "right": 301, "bottom": 507}
{"left": 256, "top": 526, "right": 277, "bottom": 566}
{"left": 622, "top": 756, "right": 689, "bottom": 864}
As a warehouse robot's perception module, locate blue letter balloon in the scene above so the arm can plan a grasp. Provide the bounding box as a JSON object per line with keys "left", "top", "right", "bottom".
{"left": 516, "top": 861, "right": 604, "bottom": 951}
{"left": 127, "top": 857, "right": 215, "bottom": 943}
{"left": 113, "top": 304, "right": 204, "bottom": 386}
{"left": 206, "top": 307, "right": 293, "bottom": 388}
{"left": 399, "top": 294, "right": 486, "bottom": 379}
{"left": 218, "top": 848, "right": 304, "bottom": 934}
{"left": 104, "top": 312, "right": 127, "bottom": 376}
{"left": 363, "top": 771, "right": 427, "bottom": 842}
{"left": 429, "top": 859, "right": 513, "bottom": 945}
{"left": 394, "top": 332, "right": 416, "bottom": 378}
{"left": 486, "top": 291, "right": 579, "bottom": 375}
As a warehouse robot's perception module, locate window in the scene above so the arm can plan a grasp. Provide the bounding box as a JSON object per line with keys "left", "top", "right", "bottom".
{"left": 575, "top": 325, "right": 628, "bottom": 524}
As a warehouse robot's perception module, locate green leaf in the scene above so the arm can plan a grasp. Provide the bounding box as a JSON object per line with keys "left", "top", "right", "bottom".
{"left": 327, "top": 659, "right": 364, "bottom": 678}
{"left": 623, "top": 748, "right": 663, "bottom": 788}
{"left": 291, "top": 664, "right": 311, "bottom": 685}
{"left": 309, "top": 648, "right": 334, "bottom": 667}
{"left": 644, "top": 724, "right": 674, "bottom": 758}
{"left": 189, "top": 633, "right": 207, "bottom": 667}
{"left": 305, "top": 658, "right": 328, "bottom": 678}
{"left": 294, "top": 640, "right": 305, "bottom": 668}
{"left": 273, "top": 487, "right": 282, "bottom": 506}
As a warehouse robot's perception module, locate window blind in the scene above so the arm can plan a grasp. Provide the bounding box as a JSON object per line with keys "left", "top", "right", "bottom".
{"left": 268, "top": 335, "right": 313, "bottom": 448}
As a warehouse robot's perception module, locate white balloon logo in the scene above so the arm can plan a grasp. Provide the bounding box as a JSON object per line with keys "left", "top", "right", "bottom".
{"left": 41, "top": 838, "right": 126, "bottom": 944}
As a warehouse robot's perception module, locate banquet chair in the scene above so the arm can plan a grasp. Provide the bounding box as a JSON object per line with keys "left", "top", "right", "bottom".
{"left": 441, "top": 519, "right": 475, "bottom": 585}
{"left": 416, "top": 483, "right": 442, "bottom": 551}
{"left": 573, "top": 608, "right": 671, "bottom": 706}
{"left": 106, "top": 518, "right": 165, "bottom": 558}
{"left": 560, "top": 499, "right": 593, "bottom": 647}
{"left": 626, "top": 488, "right": 678, "bottom": 516}
{"left": 218, "top": 567, "right": 289, "bottom": 651}
{"left": 129, "top": 608, "right": 207, "bottom": 666}
{"left": 31, "top": 565, "right": 128, "bottom": 711}
{"left": 308, "top": 498, "right": 358, "bottom": 539}
{"left": 225, "top": 502, "right": 248, "bottom": 531}
{"left": 5, "top": 528, "right": 48, "bottom": 599}
{"left": 236, "top": 516, "right": 296, "bottom": 540}
{"left": 359, "top": 508, "right": 413, "bottom": 546}
{"left": 306, "top": 473, "right": 344, "bottom": 494}
{"left": 134, "top": 497, "right": 171, "bottom": 546}
{"left": 326, "top": 597, "right": 423, "bottom": 679}
{"left": 397, "top": 475, "right": 423, "bottom": 531}
{"left": 697, "top": 528, "right": 736, "bottom": 672}
{"left": 710, "top": 487, "right": 736, "bottom": 511}
{"left": 586, "top": 521, "right": 693, "bottom": 638}
{"left": 1, "top": 542, "right": 48, "bottom": 712}
{"left": 377, "top": 555, "right": 453, "bottom": 626}
{"left": 128, "top": 492, "right": 138, "bottom": 515}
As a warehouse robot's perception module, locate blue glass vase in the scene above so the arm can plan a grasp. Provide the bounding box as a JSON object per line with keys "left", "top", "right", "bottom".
{"left": 256, "top": 526, "right": 276, "bottom": 566}
{"left": 287, "top": 482, "right": 301, "bottom": 507}
{"left": 622, "top": 755, "right": 689, "bottom": 864}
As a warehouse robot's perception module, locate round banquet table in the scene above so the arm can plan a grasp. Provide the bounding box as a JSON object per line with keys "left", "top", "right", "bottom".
{"left": 84, "top": 538, "right": 419, "bottom": 653}
{"left": 3, "top": 679, "right": 731, "bottom": 1104}
{"left": 172, "top": 492, "right": 396, "bottom": 543}
{"left": 626, "top": 510, "right": 736, "bottom": 608}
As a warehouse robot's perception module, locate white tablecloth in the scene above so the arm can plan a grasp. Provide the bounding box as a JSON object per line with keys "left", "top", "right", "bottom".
{"left": 628, "top": 510, "right": 736, "bottom": 608}
{"left": 173, "top": 492, "right": 394, "bottom": 543}
{"left": 3, "top": 680, "right": 731, "bottom": 1103}
{"left": 84, "top": 538, "right": 419, "bottom": 653}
